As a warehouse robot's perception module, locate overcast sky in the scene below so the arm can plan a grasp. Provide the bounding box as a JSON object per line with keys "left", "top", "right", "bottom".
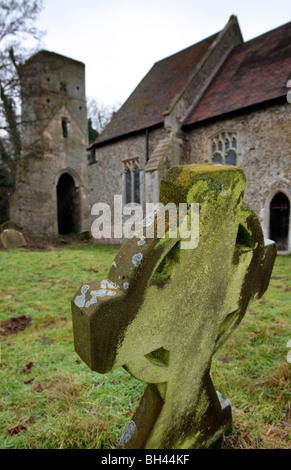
{"left": 36, "top": 0, "right": 291, "bottom": 108}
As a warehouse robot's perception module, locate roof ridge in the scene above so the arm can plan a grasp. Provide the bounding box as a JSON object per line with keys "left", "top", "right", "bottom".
{"left": 163, "top": 15, "right": 242, "bottom": 117}
{"left": 238, "top": 19, "right": 291, "bottom": 48}
{"left": 153, "top": 31, "right": 219, "bottom": 66}
{"left": 182, "top": 20, "right": 291, "bottom": 127}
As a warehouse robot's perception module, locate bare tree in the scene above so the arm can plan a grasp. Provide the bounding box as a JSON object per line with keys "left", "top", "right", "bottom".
{"left": 87, "top": 98, "right": 121, "bottom": 137}
{"left": 0, "top": 0, "right": 44, "bottom": 223}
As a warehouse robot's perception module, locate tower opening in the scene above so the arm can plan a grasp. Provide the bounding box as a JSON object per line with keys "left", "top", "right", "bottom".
{"left": 57, "top": 173, "right": 79, "bottom": 234}
{"left": 270, "top": 192, "right": 290, "bottom": 251}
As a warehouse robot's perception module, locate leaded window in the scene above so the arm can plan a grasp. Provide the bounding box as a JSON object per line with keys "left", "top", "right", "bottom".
{"left": 123, "top": 157, "right": 140, "bottom": 204}
{"left": 211, "top": 132, "right": 237, "bottom": 166}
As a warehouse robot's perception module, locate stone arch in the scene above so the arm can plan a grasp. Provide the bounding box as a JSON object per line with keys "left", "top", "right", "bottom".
{"left": 269, "top": 192, "right": 290, "bottom": 251}
{"left": 55, "top": 167, "right": 80, "bottom": 188}
{"left": 56, "top": 169, "right": 80, "bottom": 234}
{"left": 267, "top": 190, "right": 290, "bottom": 252}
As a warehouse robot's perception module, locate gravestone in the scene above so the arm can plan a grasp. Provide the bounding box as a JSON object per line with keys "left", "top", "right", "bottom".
{"left": 0, "top": 222, "right": 26, "bottom": 249}
{"left": 72, "top": 164, "right": 276, "bottom": 449}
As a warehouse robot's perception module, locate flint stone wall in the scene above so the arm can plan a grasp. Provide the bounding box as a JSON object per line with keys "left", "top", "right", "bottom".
{"left": 184, "top": 101, "right": 291, "bottom": 245}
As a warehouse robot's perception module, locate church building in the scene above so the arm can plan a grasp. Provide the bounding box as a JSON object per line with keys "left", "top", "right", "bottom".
{"left": 88, "top": 16, "right": 291, "bottom": 253}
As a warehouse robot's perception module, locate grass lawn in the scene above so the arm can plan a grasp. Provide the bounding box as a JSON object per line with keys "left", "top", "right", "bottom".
{"left": 0, "top": 241, "right": 290, "bottom": 449}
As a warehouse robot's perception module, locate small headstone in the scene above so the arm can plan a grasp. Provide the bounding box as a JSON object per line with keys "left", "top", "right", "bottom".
{"left": 0, "top": 226, "right": 26, "bottom": 249}
{"left": 72, "top": 164, "right": 276, "bottom": 449}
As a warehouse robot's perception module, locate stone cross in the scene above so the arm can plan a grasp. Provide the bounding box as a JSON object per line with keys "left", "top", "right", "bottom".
{"left": 71, "top": 164, "right": 276, "bottom": 449}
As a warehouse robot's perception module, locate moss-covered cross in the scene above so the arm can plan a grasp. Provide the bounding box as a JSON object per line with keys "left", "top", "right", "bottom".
{"left": 72, "top": 164, "right": 276, "bottom": 449}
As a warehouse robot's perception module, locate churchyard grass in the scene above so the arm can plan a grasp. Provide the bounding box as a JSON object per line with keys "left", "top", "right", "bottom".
{"left": 0, "top": 242, "right": 290, "bottom": 449}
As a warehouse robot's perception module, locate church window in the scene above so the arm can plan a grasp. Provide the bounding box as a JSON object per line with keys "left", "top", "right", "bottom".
{"left": 134, "top": 166, "right": 140, "bottom": 204}
{"left": 213, "top": 153, "right": 222, "bottom": 164}
{"left": 125, "top": 168, "right": 132, "bottom": 204}
{"left": 226, "top": 150, "right": 236, "bottom": 166}
{"left": 211, "top": 132, "right": 237, "bottom": 165}
{"left": 61, "top": 117, "right": 69, "bottom": 138}
{"left": 123, "top": 157, "right": 140, "bottom": 204}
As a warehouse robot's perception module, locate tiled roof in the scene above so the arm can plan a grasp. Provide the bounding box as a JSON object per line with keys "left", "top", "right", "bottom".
{"left": 91, "top": 32, "right": 218, "bottom": 147}
{"left": 183, "top": 21, "right": 291, "bottom": 126}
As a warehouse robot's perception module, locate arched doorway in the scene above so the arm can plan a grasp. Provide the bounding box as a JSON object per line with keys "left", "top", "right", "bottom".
{"left": 269, "top": 192, "right": 290, "bottom": 251}
{"left": 57, "top": 173, "right": 79, "bottom": 234}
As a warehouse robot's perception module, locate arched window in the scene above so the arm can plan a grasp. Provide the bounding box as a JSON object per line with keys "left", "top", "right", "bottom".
{"left": 211, "top": 132, "right": 237, "bottom": 166}
{"left": 125, "top": 167, "right": 132, "bottom": 204}
{"left": 123, "top": 157, "right": 140, "bottom": 204}
{"left": 134, "top": 166, "right": 140, "bottom": 204}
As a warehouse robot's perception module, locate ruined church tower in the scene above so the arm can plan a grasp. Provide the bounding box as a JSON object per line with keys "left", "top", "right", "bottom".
{"left": 10, "top": 50, "right": 90, "bottom": 235}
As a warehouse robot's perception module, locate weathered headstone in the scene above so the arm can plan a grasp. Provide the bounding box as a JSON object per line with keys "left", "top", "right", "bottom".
{"left": 72, "top": 164, "right": 276, "bottom": 449}
{"left": 0, "top": 222, "right": 26, "bottom": 249}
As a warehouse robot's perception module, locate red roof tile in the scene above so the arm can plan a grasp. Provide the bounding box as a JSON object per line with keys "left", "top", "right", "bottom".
{"left": 183, "top": 21, "right": 291, "bottom": 126}
{"left": 91, "top": 32, "right": 218, "bottom": 147}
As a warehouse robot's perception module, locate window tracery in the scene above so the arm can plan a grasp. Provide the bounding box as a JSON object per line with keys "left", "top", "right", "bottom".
{"left": 211, "top": 132, "right": 237, "bottom": 166}
{"left": 123, "top": 157, "right": 140, "bottom": 204}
